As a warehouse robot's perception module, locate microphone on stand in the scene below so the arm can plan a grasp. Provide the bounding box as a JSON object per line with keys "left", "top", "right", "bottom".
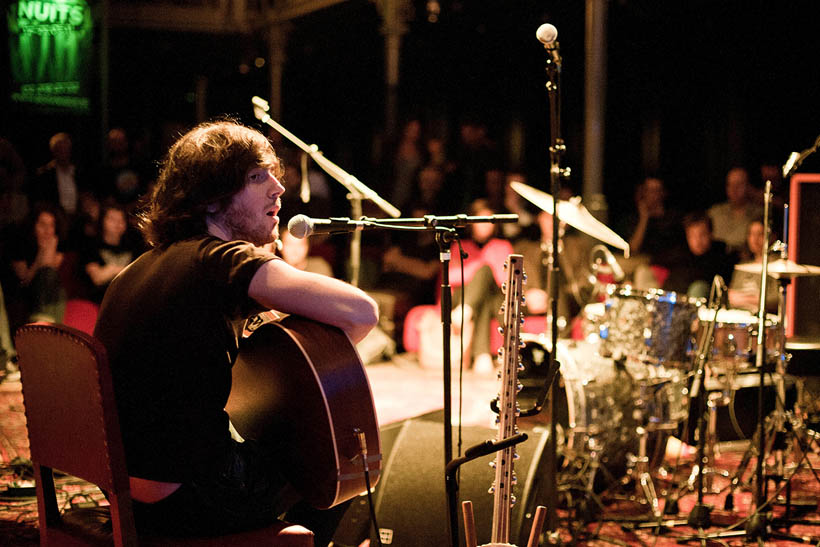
{"left": 535, "top": 23, "right": 561, "bottom": 66}
{"left": 288, "top": 215, "right": 368, "bottom": 238}
{"left": 288, "top": 213, "right": 520, "bottom": 239}
{"left": 782, "top": 151, "right": 800, "bottom": 179}
{"left": 590, "top": 244, "right": 625, "bottom": 282}
{"left": 690, "top": 274, "right": 727, "bottom": 400}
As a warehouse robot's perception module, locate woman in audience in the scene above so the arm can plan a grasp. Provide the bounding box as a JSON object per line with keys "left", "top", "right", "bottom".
{"left": 80, "top": 201, "right": 141, "bottom": 303}
{"left": 728, "top": 218, "right": 779, "bottom": 313}
{"left": 9, "top": 203, "right": 68, "bottom": 323}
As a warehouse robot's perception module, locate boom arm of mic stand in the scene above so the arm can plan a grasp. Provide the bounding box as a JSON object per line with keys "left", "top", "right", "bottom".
{"left": 252, "top": 97, "right": 401, "bottom": 218}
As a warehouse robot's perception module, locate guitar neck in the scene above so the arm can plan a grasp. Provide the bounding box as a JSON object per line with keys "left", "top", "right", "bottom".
{"left": 490, "top": 254, "right": 525, "bottom": 545}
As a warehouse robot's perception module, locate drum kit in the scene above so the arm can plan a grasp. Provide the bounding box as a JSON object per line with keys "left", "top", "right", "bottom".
{"left": 512, "top": 181, "right": 820, "bottom": 527}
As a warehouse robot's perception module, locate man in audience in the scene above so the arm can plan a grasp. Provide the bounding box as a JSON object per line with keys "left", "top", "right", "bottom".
{"left": 708, "top": 167, "right": 761, "bottom": 255}
{"left": 663, "top": 211, "right": 737, "bottom": 298}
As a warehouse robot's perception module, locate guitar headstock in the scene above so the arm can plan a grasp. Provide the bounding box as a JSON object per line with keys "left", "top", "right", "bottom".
{"left": 488, "top": 254, "right": 527, "bottom": 544}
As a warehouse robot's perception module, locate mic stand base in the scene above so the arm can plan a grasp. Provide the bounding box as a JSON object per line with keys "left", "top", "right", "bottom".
{"left": 686, "top": 503, "right": 712, "bottom": 530}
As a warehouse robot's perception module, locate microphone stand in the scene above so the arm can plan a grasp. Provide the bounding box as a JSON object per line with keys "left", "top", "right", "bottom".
{"left": 683, "top": 277, "right": 724, "bottom": 533}
{"left": 251, "top": 96, "right": 401, "bottom": 286}
{"left": 542, "top": 28, "right": 566, "bottom": 539}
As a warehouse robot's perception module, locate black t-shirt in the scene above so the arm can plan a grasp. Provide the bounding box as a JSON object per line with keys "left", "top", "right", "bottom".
{"left": 662, "top": 241, "right": 737, "bottom": 296}
{"left": 79, "top": 239, "right": 139, "bottom": 302}
{"left": 94, "top": 235, "right": 276, "bottom": 482}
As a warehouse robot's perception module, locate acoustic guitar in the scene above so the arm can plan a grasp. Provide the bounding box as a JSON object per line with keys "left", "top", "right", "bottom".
{"left": 225, "top": 314, "right": 381, "bottom": 509}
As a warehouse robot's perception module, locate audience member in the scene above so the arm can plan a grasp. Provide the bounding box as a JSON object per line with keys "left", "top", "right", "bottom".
{"left": 728, "top": 218, "right": 779, "bottom": 313}
{"left": 500, "top": 171, "right": 538, "bottom": 241}
{"left": 278, "top": 153, "right": 332, "bottom": 227}
{"left": 279, "top": 228, "right": 333, "bottom": 277}
{"left": 424, "top": 135, "right": 455, "bottom": 177}
{"left": 663, "top": 211, "right": 737, "bottom": 298}
{"left": 514, "top": 210, "right": 594, "bottom": 333}
{"left": 390, "top": 119, "right": 424, "bottom": 212}
{"left": 7, "top": 203, "right": 69, "bottom": 325}
{"left": 96, "top": 128, "right": 150, "bottom": 208}
{"left": 67, "top": 191, "right": 102, "bottom": 249}
{"left": 624, "top": 176, "right": 686, "bottom": 268}
{"left": 79, "top": 201, "right": 142, "bottom": 303}
{"left": 0, "top": 137, "right": 28, "bottom": 232}
{"left": 450, "top": 199, "right": 514, "bottom": 373}
{"left": 406, "top": 164, "right": 447, "bottom": 214}
{"left": 30, "top": 132, "right": 83, "bottom": 217}
{"left": 451, "top": 118, "right": 501, "bottom": 212}
{"left": 707, "top": 167, "right": 761, "bottom": 254}
{"left": 483, "top": 167, "right": 506, "bottom": 213}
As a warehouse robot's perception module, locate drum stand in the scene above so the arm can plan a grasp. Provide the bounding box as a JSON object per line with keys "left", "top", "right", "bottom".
{"left": 683, "top": 384, "right": 731, "bottom": 495}
{"left": 623, "top": 379, "right": 683, "bottom": 520}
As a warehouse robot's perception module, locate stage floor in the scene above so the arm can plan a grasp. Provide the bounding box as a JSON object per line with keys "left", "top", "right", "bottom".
{"left": 2, "top": 352, "right": 820, "bottom": 546}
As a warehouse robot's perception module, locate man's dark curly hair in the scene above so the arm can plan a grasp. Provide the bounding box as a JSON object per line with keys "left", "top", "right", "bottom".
{"left": 138, "top": 121, "right": 281, "bottom": 247}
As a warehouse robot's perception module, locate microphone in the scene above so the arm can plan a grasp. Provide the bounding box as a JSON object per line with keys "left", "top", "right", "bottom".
{"left": 591, "top": 244, "right": 624, "bottom": 282}
{"left": 288, "top": 213, "right": 520, "bottom": 239}
{"left": 782, "top": 151, "right": 800, "bottom": 179}
{"left": 535, "top": 23, "right": 557, "bottom": 44}
{"left": 288, "top": 215, "right": 367, "bottom": 238}
{"left": 535, "top": 23, "right": 561, "bottom": 65}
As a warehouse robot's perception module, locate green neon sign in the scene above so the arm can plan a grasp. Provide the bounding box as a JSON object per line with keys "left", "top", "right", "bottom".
{"left": 7, "top": 0, "right": 94, "bottom": 112}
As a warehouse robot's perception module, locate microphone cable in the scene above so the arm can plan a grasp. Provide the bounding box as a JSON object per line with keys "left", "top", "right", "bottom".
{"left": 355, "top": 428, "right": 383, "bottom": 547}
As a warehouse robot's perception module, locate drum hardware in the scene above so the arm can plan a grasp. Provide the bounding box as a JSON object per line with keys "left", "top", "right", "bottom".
{"left": 676, "top": 179, "right": 820, "bottom": 545}
{"left": 620, "top": 377, "right": 683, "bottom": 519}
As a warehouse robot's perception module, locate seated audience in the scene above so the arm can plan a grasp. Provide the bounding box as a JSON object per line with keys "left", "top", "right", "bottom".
{"left": 375, "top": 164, "right": 449, "bottom": 308}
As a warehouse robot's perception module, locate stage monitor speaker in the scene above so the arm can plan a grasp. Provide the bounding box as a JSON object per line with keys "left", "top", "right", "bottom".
{"left": 333, "top": 412, "right": 551, "bottom": 547}
{"left": 787, "top": 174, "right": 820, "bottom": 338}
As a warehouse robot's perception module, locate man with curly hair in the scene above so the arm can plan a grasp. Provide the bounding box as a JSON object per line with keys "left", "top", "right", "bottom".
{"left": 94, "top": 121, "right": 378, "bottom": 542}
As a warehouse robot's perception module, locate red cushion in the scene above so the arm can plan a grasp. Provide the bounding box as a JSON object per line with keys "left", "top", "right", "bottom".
{"left": 62, "top": 299, "right": 100, "bottom": 335}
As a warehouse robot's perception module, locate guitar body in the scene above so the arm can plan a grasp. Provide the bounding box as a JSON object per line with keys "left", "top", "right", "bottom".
{"left": 225, "top": 315, "right": 381, "bottom": 509}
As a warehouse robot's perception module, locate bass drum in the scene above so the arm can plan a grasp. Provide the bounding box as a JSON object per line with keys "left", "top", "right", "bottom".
{"left": 519, "top": 335, "right": 688, "bottom": 490}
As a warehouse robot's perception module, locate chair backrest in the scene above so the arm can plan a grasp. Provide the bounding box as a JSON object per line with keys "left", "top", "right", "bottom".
{"left": 14, "top": 322, "right": 315, "bottom": 547}
{"left": 15, "top": 322, "right": 129, "bottom": 493}
{"left": 15, "top": 322, "right": 137, "bottom": 546}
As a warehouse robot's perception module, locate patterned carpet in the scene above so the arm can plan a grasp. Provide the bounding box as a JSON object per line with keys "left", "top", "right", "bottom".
{"left": 2, "top": 356, "right": 820, "bottom": 546}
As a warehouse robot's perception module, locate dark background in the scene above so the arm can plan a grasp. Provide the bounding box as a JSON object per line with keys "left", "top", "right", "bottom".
{"left": 3, "top": 0, "right": 820, "bottom": 218}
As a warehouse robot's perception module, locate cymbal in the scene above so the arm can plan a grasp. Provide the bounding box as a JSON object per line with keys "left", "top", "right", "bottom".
{"left": 735, "top": 258, "right": 820, "bottom": 278}
{"left": 510, "top": 181, "right": 631, "bottom": 257}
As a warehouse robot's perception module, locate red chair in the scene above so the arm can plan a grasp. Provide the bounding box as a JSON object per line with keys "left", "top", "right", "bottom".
{"left": 14, "top": 323, "right": 313, "bottom": 546}
{"left": 62, "top": 298, "right": 99, "bottom": 335}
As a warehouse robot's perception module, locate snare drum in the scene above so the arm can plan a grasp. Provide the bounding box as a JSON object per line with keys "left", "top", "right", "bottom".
{"left": 600, "top": 286, "right": 699, "bottom": 366}
{"left": 519, "top": 335, "right": 689, "bottom": 489}
{"left": 697, "top": 308, "right": 782, "bottom": 372}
